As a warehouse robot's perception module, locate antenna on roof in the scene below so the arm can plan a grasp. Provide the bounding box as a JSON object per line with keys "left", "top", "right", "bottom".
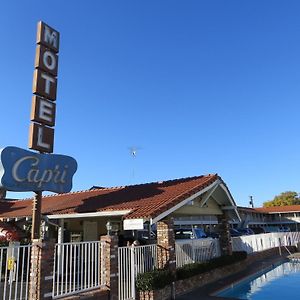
{"left": 129, "top": 147, "right": 138, "bottom": 158}
{"left": 128, "top": 146, "right": 142, "bottom": 183}
{"left": 249, "top": 195, "right": 254, "bottom": 208}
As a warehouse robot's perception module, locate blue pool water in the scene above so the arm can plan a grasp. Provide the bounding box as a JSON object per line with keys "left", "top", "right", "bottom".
{"left": 217, "top": 261, "right": 300, "bottom": 299}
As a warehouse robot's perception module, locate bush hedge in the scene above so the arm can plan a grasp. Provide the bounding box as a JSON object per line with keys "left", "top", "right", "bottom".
{"left": 136, "top": 251, "right": 247, "bottom": 291}
{"left": 176, "top": 251, "right": 247, "bottom": 280}
{"left": 136, "top": 269, "right": 175, "bottom": 292}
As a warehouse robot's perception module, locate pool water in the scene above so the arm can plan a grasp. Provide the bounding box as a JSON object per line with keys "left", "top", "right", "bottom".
{"left": 217, "top": 261, "right": 300, "bottom": 299}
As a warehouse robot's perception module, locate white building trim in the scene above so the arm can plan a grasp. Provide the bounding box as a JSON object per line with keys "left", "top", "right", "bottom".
{"left": 47, "top": 210, "right": 131, "bottom": 220}
{"left": 219, "top": 183, "right": 241, "bottom": 222}
{"left": 200, "top": 181, "right": 220, "bottom": 207}
{"left": 152, "top": 180, "right": 220, "bottom": 224}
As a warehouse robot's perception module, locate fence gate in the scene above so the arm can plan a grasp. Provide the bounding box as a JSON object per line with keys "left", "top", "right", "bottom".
{"left": 118, "top": 244, "right": 157, "bottom": 300}
{"left": 52, "top": 240, "right": 106, "bottom": 299}
{"left": 175, "top": 238, "right": 221, "bottom": 268}
{"left": 0, "top": 243, "right": 32, "bottom": 300}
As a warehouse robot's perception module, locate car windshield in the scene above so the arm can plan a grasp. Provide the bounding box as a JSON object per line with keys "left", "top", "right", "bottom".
{"left": 194, "top": 228, "right": 206, "bottom": 238}
{"left": 175, "top": 230, "right": 193, "bottom": 239}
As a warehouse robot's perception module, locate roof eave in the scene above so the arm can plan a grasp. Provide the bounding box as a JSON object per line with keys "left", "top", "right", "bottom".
{"left": 151, "top": 178, "right": 221, "bottom": 224}
{"left": 47, "top": 210, "right": 132, "bottom": 219}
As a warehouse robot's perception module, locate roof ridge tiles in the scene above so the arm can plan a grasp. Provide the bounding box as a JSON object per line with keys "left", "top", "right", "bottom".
{"left": 44, "top": 186, "right": 122, "bottom": 197}
{"left": 14, "top": 186, "right": 123, "bottom": 201}
{"left": 2, "top": 174, "right": 218, "bottom": 202}
{"left": 117, "top": 174, "right": 217, "bottom": 188}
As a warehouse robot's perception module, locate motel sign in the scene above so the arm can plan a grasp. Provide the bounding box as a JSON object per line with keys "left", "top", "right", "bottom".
{"left": 0, "top": 21, "right": 77, "bottom": 195}
{"left": 0, "top": 146, "right": 77, "bottom": 193}
{"left": 29, "top": 21, "right": 60, "bottom": 153}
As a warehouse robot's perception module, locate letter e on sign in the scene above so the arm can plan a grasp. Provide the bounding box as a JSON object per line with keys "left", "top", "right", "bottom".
{"left": 36, "top": 21, "right": 60, "bottom": 53}
{"left": 31, "top": 96, "right": 56, "bottom": 127}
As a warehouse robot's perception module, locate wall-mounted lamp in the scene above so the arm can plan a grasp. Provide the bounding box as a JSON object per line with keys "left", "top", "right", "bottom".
{"left": 106, "top": 221, "right": 113, "bottom": 236}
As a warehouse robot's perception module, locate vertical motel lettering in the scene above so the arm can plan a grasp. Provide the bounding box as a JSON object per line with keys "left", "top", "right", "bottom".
{"left": 29, "top": 22, "right": 60, "bottom": 153}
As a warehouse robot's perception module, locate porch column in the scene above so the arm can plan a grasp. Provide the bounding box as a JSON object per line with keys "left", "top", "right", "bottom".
{"left": 217, "top": 211, "right": 233, "bottom": 256}
{"left": 57, "top": 219, "right": 64, "bottom": 243}
{"left": 156, "top": 217, "right": 176, "bottom": 272}
{"left": 29, "top": 239, "right": 56, "bottom": 300}
{"left": 100, "top": 235, "right": 119, "bottom": 300}
{"left": 57, "top": 219, "right": 64, "bottom": 276}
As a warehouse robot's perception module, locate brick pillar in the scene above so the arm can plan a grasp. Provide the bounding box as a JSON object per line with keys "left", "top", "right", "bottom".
{"left": 29, "top": 239, "right": 55, "bottom": 300}
{"left": 100, "top": 235, "right": 119, "bottom": 300}
{"left": 217, "top": 212, "right": 233, "bottom": 256}
{"left": 29, "top": 239, "right": 42, "bottom": 300}
{"left": 156, "top": 218, "right": 176, "bottom": 272}
{"left": 40, "top": 240, "right": 55, "bottom": 299}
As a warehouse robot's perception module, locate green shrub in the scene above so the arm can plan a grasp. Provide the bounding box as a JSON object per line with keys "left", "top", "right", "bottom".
{"left": 176, "top": 251, "right": 247, "bottom": 280}
{"left": 136, "top": 269, "right": 175, "bottom": 291}
{"left": 176, "top": 262, "right": 209, "bottom": 280}
{"left": 136, "top": 251, "right": 248, "bottom": 289}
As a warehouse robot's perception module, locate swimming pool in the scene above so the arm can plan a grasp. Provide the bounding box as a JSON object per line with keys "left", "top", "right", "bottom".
{"left": 217, "top": 261, "right": 300, "bottom": 299}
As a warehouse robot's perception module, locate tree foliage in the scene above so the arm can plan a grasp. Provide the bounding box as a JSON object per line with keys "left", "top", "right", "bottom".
{"left": 263, "top": 191, "right": 300, "bottom": 207}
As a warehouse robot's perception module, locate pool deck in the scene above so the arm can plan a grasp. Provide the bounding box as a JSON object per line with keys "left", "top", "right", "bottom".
{"left": 176, "top": 252, "right": 292, "bottom": 300}
{"left": 288, "top": 252, "right": 300, "bottom": 259}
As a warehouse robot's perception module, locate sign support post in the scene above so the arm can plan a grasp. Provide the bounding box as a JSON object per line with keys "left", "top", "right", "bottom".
{"left": 31, "top": 191, "right": 42, "bottom": 240}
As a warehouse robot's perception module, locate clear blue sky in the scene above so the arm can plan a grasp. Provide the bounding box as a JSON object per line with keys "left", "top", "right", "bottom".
{"left": 1, "top": 1, "right": 300, "bottom": 207}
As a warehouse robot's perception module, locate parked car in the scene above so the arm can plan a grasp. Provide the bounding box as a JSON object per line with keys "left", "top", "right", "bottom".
{"left": 264, "top": 226, "right": 282, "bottom": 233}
{"left": 236, "top": 228, "right": 255, "bottom": 235}
{"left": 205, "top": 232, "right": 220, "bottom": 239}
{"left": 279, "top": 226, "right": 291, "bottom": 232}
{"left": 229, "top": 228, "right": 243, "bottom": 237}
{"left": 174, "top": 228, "right": 207, "bottom": 240}
{"left": 251, "top": 227, "right": 266, "bottom": 234}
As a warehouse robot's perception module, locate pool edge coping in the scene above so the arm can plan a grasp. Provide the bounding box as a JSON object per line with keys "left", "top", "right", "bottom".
{"left": 210, "top": 255, "right": 289, "bottom": 297}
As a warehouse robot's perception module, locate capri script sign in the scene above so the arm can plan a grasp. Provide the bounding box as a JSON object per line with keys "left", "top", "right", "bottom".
{"left": 0, "top": 147, "right": 77, "bottom": 193}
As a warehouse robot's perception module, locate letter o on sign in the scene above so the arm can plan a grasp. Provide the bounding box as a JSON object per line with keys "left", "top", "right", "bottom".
{"left": 43, "top": 50, "right": 57, "bottom": 71}
{"left": 34, "top": 45, "right": 58, "bottom": 77}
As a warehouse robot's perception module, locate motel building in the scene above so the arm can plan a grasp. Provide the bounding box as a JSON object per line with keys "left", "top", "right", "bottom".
{"left": 0, "top": 175, "right": 300, "bottom": 242}
{"left": 0, "top": 174, "right": 299, "bottom": 242}
{"left": 0, "top": 174, "right": 240, "bottom": 244}
{"left": 236, "top": 206, "right": 300, "bottom": 232}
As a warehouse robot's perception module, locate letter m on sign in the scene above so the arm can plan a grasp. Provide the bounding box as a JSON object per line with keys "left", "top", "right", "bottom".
{"left": 36, "top": 21, "right": 60, "bottom": 53}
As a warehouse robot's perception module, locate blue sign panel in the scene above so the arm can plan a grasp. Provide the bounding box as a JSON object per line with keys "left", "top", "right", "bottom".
{"left": 0, "top": 146, "right": 77, "bottom": 193}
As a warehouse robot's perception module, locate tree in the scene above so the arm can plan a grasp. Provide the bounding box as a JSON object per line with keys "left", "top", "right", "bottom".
{"left": 263, "top": 191, "right": 300, "bottom": 207}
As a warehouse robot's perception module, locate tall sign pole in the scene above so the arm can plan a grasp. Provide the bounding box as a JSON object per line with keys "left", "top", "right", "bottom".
{"left": 29, "top": 22, "right": 60, "bottom": 240}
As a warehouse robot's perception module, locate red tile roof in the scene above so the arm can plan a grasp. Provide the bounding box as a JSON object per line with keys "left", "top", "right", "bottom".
{"left": 0, "top": 174, "right": 219, "bottom": 220}
{"left": 254, "top": 205, "right": 300, "bottom": 213}
{"left": 238, "top": 206, "right": 267, "bottom": 213}
{"left": 237, "top": 206, "right": 256, "bottom": 211}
